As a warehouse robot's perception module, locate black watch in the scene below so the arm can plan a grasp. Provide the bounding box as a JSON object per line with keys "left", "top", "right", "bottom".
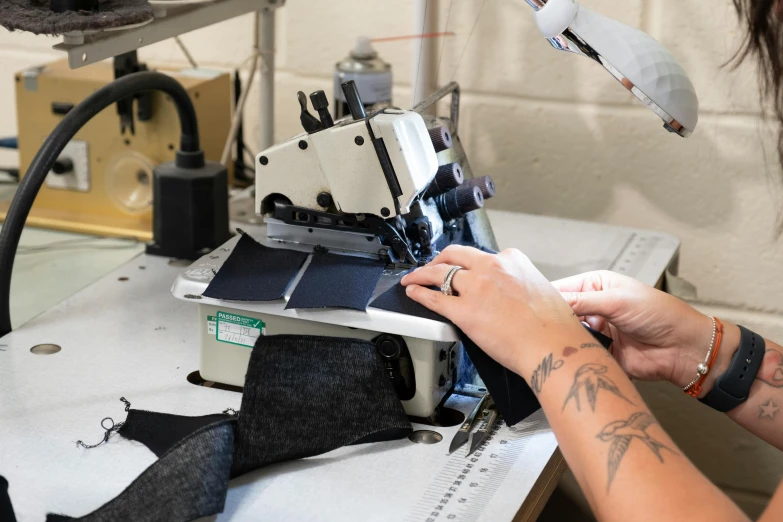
{"left": 699, "top": 325, "right": 764, "bottom": 412}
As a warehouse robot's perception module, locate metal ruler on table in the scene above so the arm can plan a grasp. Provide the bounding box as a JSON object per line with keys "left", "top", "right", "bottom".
{"left": 406, "top": 413, "right": 543, "bottom": 522}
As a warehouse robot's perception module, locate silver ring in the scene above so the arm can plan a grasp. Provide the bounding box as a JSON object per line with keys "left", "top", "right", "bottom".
{"left": 441, "top": 266, "right": 463, "bottom": 296}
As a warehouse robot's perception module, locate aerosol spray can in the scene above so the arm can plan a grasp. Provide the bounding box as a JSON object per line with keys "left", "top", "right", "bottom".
{"left": 334, "top": 36, "right": 393, "bottom": 120}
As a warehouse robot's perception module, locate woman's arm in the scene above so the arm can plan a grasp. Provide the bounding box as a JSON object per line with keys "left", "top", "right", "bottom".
{"left": 555, "top": 270, "right": 783, "bottom": 451}
{"left": 400, "top": 246, "right": 762, "bottom": 522}
{"left": 692, "top": 324, "right": 783, "bottom": 450}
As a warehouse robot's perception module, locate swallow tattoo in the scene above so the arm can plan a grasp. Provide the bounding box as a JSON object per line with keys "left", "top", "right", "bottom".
{"left": 597, "top": 411, "right": 677, "bottom": 491}
{"left": 562, "top": 363, "right": 634, "bottom": 412}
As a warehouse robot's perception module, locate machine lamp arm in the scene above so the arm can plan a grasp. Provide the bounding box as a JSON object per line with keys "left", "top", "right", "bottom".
{"left": 525, "top": 0, "right": 699, "bottom": 137}
{"left": 0, "top": 71, "right": 204, "bottom": 337}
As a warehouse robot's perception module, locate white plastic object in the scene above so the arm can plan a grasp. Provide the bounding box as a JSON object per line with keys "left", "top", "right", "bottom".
{"left": 570, "top": 5, "right": 699, "bottom": 132}
{"left": 370, "top": 111, "right": 439, "bottom": 214}
{"left": 533, "top": 0, "right": 578, "bottom": 38}
{"left": 351, "top": 36, "right": 376, "bottom": 59}
{"left": 106, "top": 150, "right": 155, "bottom": 214}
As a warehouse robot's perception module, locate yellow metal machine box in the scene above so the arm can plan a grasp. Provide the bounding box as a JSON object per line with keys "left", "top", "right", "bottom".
{"left": 1, "top": 59, "right": 232, "bottom": 240}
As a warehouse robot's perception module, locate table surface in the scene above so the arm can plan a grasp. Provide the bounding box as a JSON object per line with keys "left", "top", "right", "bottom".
{"left": 0, "top": 210, "right": 679, "bottom": 522}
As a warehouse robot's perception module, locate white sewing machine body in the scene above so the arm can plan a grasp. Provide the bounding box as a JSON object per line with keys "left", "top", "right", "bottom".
{"left": 172, "top": 231, "right": 463, "bottom": 418}
{"left": 174, "top": 83, "right": 495, "bottom": 419}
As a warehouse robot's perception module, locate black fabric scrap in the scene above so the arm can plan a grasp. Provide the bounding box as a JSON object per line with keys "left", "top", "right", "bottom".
{"left": 118, "top": 410, "right": 232, "bottom": 457}
{"left": 286, "top": 250, "right": 386, "bottom": 311}
{"left": 231, "top": 335, "right": 412, "bottom": 476}
{"left": 46, "top": 334, "right": 411, "bottom": 521}
{"left": 203, "top": 233, "right": 309, "bottom": 301}
{"left": 0, "top": 476, "right": 16, "bottom": 522}
{"left": 0, "top": 1, "right": 153, "bottom": 35}
{"left": 368, "top": 271, "right": 447, "bottom": 323}
{"left": 47, "top": 420, "right": 235, "bottom": 522}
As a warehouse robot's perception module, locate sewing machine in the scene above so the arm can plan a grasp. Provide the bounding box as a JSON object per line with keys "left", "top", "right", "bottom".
{"left": 172, "top": 1, "right": 699, "bottom": 420}
{"left": 172, "top": 0, "right": 700, "bottom": 420}
{"left": 174, "top": 82, "right": 491, "bottom": 419}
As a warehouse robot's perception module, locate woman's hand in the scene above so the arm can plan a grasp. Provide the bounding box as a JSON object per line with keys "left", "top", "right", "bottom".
{"left": 552, "top": 270, "right": 715, "bottom": 386}
{"left": 400, "top": 245, "right": 590, "bottom": 375}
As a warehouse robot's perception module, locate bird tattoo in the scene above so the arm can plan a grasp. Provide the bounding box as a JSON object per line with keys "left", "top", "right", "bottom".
{"left": 562, "top": 363, "right": 634, "bottom": 412}
{"left": 596, "top": 411, "right": 677, "bottom": 491}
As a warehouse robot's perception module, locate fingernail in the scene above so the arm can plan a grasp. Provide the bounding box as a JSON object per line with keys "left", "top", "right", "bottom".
{"left": 406, "top": 285, "right": 415, "bottom": 295}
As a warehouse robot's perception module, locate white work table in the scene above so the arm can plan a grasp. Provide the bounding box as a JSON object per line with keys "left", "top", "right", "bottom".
{"left": 0, "top": 210, "right": 679, "bottom": 521}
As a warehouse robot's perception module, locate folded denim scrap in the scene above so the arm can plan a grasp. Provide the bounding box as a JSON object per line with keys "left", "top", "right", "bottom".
{"left": 0, "top": 1, "right": 153, "bottom": 35}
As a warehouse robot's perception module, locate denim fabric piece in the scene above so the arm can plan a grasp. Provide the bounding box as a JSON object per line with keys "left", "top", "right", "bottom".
{"left": 1, "top": 1, "right": 153, "bottom": 36}
{"left": 368, "top": 271, "right": 447, "bottom": 323}
{"left": 231, "top": 335, "right": 412, "bottom": 477}
{"left": 118, "top": 410, "right": 232, "bottom": 457}
{"left": 0, "top": 476, "right": 16, "bottom": 522}
{"left": 285, "top": 250, "right": 386, "bottom": 311}
{"left": 47, "top": 420, "right": 235, "bottom": 522}
{"left": 45, "top": 334, "right": 411, "bottom": 521}
{"left": 202, "top": 233, "right": 308, "bottom": 301}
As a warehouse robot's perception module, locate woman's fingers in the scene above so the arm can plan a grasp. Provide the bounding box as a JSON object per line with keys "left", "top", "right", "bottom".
{"left": 429, "top": 244, "right": 488, "bottom": 270}
{"left": 560, "top": 290, "right": 617, "bottom": 319}
{"left": 401, "top": 264, "right": 468, "bottom": 293}
{"left": 551, "top": 270, "right": 623, "bottom": 293}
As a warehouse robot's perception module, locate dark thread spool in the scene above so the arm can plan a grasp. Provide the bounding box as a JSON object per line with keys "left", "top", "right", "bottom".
{"left": 428, "top": 126, "right": 453, "bottom": 153}
{"left": 464, "top": 175, "right": 496, "bottom": 199}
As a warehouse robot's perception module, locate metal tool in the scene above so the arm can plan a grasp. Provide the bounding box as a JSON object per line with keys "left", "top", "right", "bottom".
{"left": 468, "top": 400, "right": 500, "bottom": 456}
{"left": 448, "top": 392, "right": 490, "bottom": 454}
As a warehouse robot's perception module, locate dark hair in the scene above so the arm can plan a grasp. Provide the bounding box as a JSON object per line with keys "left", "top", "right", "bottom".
{"left": 733, "top": 1, "right": 783, "bottom": 166}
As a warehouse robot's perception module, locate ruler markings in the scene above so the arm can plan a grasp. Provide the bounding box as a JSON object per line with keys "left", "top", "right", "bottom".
{"left": 406, "top": 412, "right": 547, "bottom": 522}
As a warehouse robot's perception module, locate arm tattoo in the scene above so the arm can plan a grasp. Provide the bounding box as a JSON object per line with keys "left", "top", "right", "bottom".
{"left": 759, "top": 398, "right": 780, "bottom": 420}
{"left": 563, "top": 363, "right": 634, "bottom": 412}
{"left": 530, "top": 353, "right": 564, "bottom": 395}
{"left": 596, "top": 411, "right": 677, "bottom": 492}
{"left": 758, "top": 349, "right": 783, "bottom": 388}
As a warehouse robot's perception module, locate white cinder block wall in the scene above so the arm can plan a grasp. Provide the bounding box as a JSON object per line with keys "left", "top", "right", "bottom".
{"left": 1, "top": 0, "right": 781, "bottom": 517}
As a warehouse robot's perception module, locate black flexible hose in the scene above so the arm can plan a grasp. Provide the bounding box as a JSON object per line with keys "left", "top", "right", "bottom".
{"left": 0, "top": 71, "right": 201, "bottom": 337}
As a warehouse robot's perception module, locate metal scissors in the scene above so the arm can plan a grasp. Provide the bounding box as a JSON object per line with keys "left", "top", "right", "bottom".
{"left": 448, "top": 393, "right": 498, "bottom": 456}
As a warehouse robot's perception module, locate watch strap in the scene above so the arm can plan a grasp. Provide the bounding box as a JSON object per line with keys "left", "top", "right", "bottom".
{"left": 699, "top": 325, "right": 764, "bottom": 412}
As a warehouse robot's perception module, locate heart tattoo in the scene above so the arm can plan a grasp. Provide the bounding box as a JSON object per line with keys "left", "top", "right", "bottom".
{"left": 758, "top": 349, "right": 783, "bottom": 388}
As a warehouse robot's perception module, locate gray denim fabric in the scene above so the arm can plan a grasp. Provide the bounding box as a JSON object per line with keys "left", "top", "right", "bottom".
{"left": 0, "top": 1, "right": 153, "bottom": 35}
{"left": 45, "top": 335, "right": 411, "bottom": 521}
{"left": 232, "top": 335, "right": 412, "bottom": 476}
{"left": 47, "top": 421, "right": 235, "bottom": 522}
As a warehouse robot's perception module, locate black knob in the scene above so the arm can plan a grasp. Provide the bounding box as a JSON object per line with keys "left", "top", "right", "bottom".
{"left": 341, "top": 81, "right": 367, "bottom": 120}
{"left": 377, "top": 337, "right": 401, "bottom": 360}
{"left": 52, "top": 158, "right": 74, "bottom": 175}
{"left": 316, "top": 192, "right": 333, "bottom": 208}
{"left": 428, "top": 126, "right": 453, "bottom": 153}
{"left": 309, "top": 90, "right": 334, "bottom": 128}
{"left": 435, "top": 185, "right": 484, "bottom": 221}
{"left": 425, "top": 162, "right": 463, "bottom": 197}
{"left": 464, "top": 176, "right": 496, "bottom": 199}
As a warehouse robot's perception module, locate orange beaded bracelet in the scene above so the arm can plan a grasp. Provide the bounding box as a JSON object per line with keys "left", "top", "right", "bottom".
{"left": 683, "top": 317, "right": 723, "bottom": 397}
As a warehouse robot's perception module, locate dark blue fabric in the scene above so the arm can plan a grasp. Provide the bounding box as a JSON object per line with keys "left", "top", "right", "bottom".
{"left": 203, "top": 233, "right": 308, "bottom": 302}
{"left": 286, "top": 250, "right": 386, "bottom": 311}
{"left": 368, "top": 270, "right": 446, "bottom": 323}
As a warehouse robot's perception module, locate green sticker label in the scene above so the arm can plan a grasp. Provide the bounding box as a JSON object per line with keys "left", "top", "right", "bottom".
{"left": 215, "top": 311, "right": 265, "bottom": 348}
{"left": 207, "top": 315, "right": 216, "bottom": 335}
